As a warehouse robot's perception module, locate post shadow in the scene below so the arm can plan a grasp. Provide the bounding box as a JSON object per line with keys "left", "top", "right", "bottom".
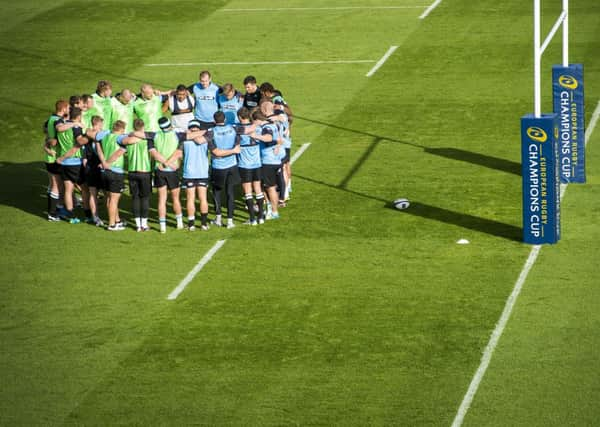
{"left": 295, "top": 114, "right": 522, "bottom": 176}
{"left": 295, "top": 173, "right": 522, "bottom": 242}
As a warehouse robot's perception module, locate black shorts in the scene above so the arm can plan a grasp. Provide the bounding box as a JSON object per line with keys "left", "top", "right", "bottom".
{"left": 282, "top": 148, "right": 291, "bottom": 164}
{"left": 239, "top": 167, "right": 262, "bottom": 184}
{"left": 86, "top": 165, "right": 103, "bottom": 188}
{"left": 129, "top": 172, "right": 152, "bottom": 198}
{"left": 211, "top": 166, "right": 240, "bottom": 189}
{"left": 154, "top": 170, "right": 180, "bottom": 190}
{"left": 61, "top": 164, "right": 84, "bottom": 184}
{"left": 182, "top": 178, "right": 209, "bottom": 189}
{"left": 103, "top": 170, "right": 125, "bottom": 193}
{"left": 261, "top": 164, "right": 281, "bottom": 188}
{"left": 45, "top": 162, "right": 61, "bottom": 175}
{"left": 199, "top": 120, "right": 216, "bottom": 130}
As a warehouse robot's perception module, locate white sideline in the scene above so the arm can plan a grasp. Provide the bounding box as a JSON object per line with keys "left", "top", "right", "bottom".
{"left": 290, "top": 143, "right": 311, "bottom": 165}
{"left": 167, "top": 240, "right": 226, "bottom": 300}
{"left": 365, "top": 46, "right": 398, "bottom": 77}
{"left": 419, "top": 0, "right": 443, "bottom": 19}
{"left": 220, "top": 6, "right": 428, "bottom": 12}
{"left": 451, "top": 100, "right": 600, "bottom": 427}
{"left": 144, "top": 60, "right": 375, "bottom": 67}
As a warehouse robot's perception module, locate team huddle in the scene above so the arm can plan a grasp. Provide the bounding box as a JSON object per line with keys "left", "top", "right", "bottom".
{"left": 43, "top": 72, "right": 294, "bottom": 232}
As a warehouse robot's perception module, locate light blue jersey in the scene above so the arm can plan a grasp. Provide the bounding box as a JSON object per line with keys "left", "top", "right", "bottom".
{"left": 259, "top": 122, "right": 281, "bottom": 166}
{"left": 182, "top": 139, "right": 209, "bottom": 179}
{"left": 217, "top": 93, "right": 244, "bottom": 125}
{"left": 236, "top": 124, "right": 261, "bottom": 169}
{"left": 275, "top": 112, "right": 292, "bottom": 149}
{"left": 189, "top": 83, "right": 220, "bottom": 122}
{"left": 207, "top": 124, "right": 239, "bottom": 170}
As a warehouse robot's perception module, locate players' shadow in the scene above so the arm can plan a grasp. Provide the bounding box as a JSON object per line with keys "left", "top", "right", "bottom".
{"left": 295, "top": 173, "right": 522, "bottom": 242}
{"left": 0, "top": 161, "right": 57, "bottom": 219}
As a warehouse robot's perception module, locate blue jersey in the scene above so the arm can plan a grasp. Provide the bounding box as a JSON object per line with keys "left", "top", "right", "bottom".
{"left": 273, "top": 112, "right": 292, "bottom": 149}
{"left": 258, "top": 122, "right": 281, "bottom": 166}
{"left": 217, "top": 92, "right": 244, "bottom": 125}
{"left": 182, "top": 139, "right": 209, "bottom": 179}
{"left": 189, "top": 83, "right": 220, "bottom": 122}
{"left": 207, "top": 124, "right": 239, "bottom": 170}
{"left": 235, "top": 124, "right": 261, "bottom": 169}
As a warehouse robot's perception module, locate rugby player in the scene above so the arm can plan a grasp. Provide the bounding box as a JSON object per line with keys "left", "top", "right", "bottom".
{"left": 43, "top": 100, "right": 69, "bottom": 221}
{"left": 111, "top": 89, "right": 135, "bottom": 132}
{"left": 188, "top": 70, "right": 220, "bottom": 130}
{"left": 206, "top": 111, "right": 241, "bottom": 228}
{"left": 90, "top": 119, "right": 128, "bottom": 231}
{"left": 242, "top": 75, "right": 261, "bottom": 110}
{"left": 235, "top": 107, "right": 264, "bottom": 225}
{"left": 55, "top": 107, "right": 89, "bottom": 223}
{"left": 134, "top": 84, "right": 168, "bottom": 132}
{"left": 251, "top": 110, "right": 282, "bottom": 220}
{"left": 121, "top": 119, "right": 153, "bottom": 232}
{"left": 168, "top": 84, "right": 195, "bottom": 130}
{"left": 217, "top": 83, "right": 243, "bottom": 125}
{"left": 181, "top": 120, "right": 210, "bottom": 231}
{"left": 91, "top": 80, "right": 113, "bottom": 130}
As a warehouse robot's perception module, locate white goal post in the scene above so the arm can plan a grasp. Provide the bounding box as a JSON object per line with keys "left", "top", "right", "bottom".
{"left": 534, "top": 0, "right": 569, "bottom": 118}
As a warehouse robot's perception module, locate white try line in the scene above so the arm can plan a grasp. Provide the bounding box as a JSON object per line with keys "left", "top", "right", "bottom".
{"left": 366, "top": 46, "right": 398, "bottom": 77}
{"left": 220, "top": 6, "right": 428, "bottom": 12}
{"left": 144, "top": 60, "right": 375, "bottom": 67}
{"left": 290, "top": 143, "right": 311, "bottom": 165}
{"left": 452, "top": 100, "right": 600, "bottom": 427}
{"left": 167, "top": 239, "right": 226, "bottom": 300}
{"left": 419, "top": 0, "right": 443, "bottom": 19}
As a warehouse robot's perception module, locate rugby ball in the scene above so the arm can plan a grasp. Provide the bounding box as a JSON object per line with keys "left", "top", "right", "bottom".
{"left": 393, "top": 198, "right": 410, "bottom": 210}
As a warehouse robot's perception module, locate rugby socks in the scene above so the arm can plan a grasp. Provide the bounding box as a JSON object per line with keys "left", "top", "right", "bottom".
{"left": 176, "top": 214, "right": 183, "bottom": 229}
{"left": 141, "top": 218, "right": 148, "bottom": 228}
{"left": 213, "top": 188, "right": 222, "bottom": 215}
{"left": 256, "top": 193, "right": 265, "bottom": 220}
{"left": 48, "top": 192, "right": 59, "bottom": 217}
{"left": 200, "top": 213, "right": 208, "bottom": 227}
{"left": 84, "top": 208, "right": 92, "bottom": 219}
{"left": 277, "top": 171, "right": 286, "bottom": 201}
{"left": 226, "top": 183, "right": 236, "bottom": 220}
{"left": 159, "top": 218, "right": 167, "bottom": 233}
{"left": 188, "top": 216, "right": 195, "bottom": 228}
{"left": 141, "top": 196, "right": 150, "bottom": 218}
{"left": 135, "top": 217, "right": 142, "bottom": 228}
{"left": 245, "top": 193, "right": 255, "bottom": 222}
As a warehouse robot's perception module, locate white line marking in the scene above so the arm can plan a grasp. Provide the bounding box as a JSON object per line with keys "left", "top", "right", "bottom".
{"left": 451, "top": 244, "right": 541, "bottom": 427}
{"left": 290, "top": 143, "right": 311, "bottom": 165}
{"left": 419, "top": 0, "right": 443, "bottom": 19}
{"left": 167, "top": 240, "right": 226, "bottom": 300}
{"left": 452, "top": 99, "right": 600, "bottom": 427}
{"left": 365, "top": 46, "right": 398, "bottom": 77}
{"left": 220, "top": 6, "right": 428, "bottom": 12}
{"left": 144, "top": 60, "right": 375, "bottom": 67}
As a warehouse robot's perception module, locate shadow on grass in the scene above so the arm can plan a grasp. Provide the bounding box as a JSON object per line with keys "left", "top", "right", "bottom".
{"left": 0, "top": 161, "right": 251, "bottom": 224}
{"left": 295, "top": 173, "right": 522, "bottom": 242}
{"left": 295, "top": 115, "right": 521, "bottom": 176}
{"left": 0, "top": 46, "right": 173, "bottom": 90}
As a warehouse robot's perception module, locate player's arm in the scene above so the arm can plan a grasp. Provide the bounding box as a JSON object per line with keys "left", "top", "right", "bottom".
{"left": 55, "top": 121, "right": 80, "bottom": 132}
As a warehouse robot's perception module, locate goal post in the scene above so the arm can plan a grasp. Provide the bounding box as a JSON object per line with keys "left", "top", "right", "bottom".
{"left": 521, "top": 0, "right": 585, "bottom": 244}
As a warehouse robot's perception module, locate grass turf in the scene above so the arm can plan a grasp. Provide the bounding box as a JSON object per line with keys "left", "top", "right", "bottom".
{"left": 0, "top": 0, "right": 599, "bottom": 425}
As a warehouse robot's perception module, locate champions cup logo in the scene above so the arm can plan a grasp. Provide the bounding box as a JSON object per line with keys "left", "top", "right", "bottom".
{"left": 558, "top": 75, "right": 578, "bottom": 90}
{"left": 527, "top": 126, "right": 548, "bottom": 143}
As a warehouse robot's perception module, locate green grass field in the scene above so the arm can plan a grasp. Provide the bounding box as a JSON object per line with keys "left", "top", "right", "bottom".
{"left": 1, "top": 1, "right": 599, "bottom": 425}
